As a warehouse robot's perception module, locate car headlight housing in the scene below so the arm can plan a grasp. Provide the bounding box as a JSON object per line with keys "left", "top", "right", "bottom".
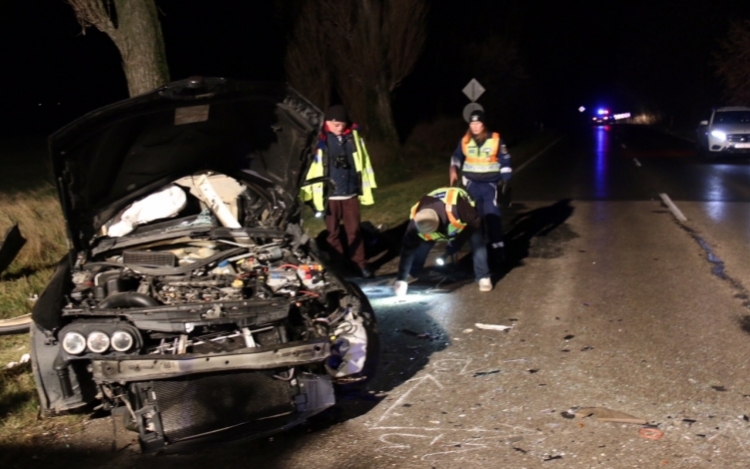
{"left": 111, "top": 330, "right": 134, "bottom": 352}
{"left": 711, "top": 130, "right": 727, "bottom": 141}
{"left": 86, "top": 331, "right": 111, "bottom": 354}
{"left": 62, "top": 332, "right": 87, "bottom": 355}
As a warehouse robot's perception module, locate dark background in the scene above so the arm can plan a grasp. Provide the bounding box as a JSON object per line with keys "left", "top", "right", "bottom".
{"left": 2, "top": 0, "right": 749, "bottom": 137}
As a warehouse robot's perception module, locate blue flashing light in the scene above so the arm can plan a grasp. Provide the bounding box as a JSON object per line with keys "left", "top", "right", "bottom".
{"left": 597, "top": 109, "right": 609, "bottom": 115}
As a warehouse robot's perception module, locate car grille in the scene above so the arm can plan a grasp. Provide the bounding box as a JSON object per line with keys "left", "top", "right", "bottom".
{"left": 151, "top": 370, "right": 294, "bottom": 442}
{"left": 727, "top": 134, "right": 750, "bottom": 142}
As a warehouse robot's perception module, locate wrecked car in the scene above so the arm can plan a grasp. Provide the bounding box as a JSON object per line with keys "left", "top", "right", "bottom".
{"left": 29, "top": 77, "right": 379, "bottom": 453}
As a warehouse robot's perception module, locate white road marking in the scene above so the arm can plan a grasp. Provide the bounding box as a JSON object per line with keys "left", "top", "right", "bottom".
{"left": 659, "top": 193, "right": 688, "bottom": 223}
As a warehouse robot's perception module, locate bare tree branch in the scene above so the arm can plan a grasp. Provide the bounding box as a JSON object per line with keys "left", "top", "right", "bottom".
{"left": 283, "top": 0, "right": 332, "bottom": 110}
{"left": 716, "top": 20, "right": 750, "bottom": 105}
{"left": 67, "top": 0, "right": 117, "bottom": 37}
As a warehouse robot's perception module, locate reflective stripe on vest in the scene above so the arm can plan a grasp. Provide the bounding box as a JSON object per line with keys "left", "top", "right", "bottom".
{"left": 409, "top": 187, "right": 474, "bottom": 241}
{"left": 462, "top": 132, "right": 501, "bottom": 173}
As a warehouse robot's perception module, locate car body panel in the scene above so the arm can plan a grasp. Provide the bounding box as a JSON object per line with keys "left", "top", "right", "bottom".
{"left": 32, "top": 78, "right": 379, "bottom": 454}
{"left": 49, "top": 78, "right": 322, "bottom": 253}
{"left": 696, "top": 106, "right": 750, "bottom": 157}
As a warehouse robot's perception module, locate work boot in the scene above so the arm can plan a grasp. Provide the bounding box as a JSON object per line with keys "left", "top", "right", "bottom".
{"left": 478, "top": 277, "right": 492, "bottom": 292}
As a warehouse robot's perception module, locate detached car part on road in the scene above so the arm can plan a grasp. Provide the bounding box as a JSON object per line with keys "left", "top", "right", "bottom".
{"left": 696, "top": 106, "right": 750, "bottom": 158}
{"left": 30, "top": 78, "right": 379, "bottom": 453}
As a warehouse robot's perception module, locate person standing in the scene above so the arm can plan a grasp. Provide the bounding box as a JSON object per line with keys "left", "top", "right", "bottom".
{"left": 301, "top": 105, "right": 377, "bottom": 278}
{"left": 393, "top": 187, "right": 491, "bottom": 296}
{"left": 449, "top": 110, "right": 511, "bottom": 268}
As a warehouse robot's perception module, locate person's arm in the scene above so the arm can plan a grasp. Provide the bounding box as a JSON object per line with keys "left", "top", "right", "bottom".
{"left": 450, "top": 141, "right": 464, "bottom": 186}
{"left": 446, "top": 197, "right": 482, "bottom": 254}
{"left": 397, "top": 222, "right": 423, "bottom": 281}
{"left": 499, "top": 138, "right": 512, "bottom": 182}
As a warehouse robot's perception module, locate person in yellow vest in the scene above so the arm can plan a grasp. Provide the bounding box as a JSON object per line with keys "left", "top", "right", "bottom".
{"left": 300, "top": 105, "right": 377, "bottom": 278}
{"left": 393, "top": 187, "right": 491, "bottom": 296}
{"left": 449, "top": 109, "right": 512, "bottom": 269}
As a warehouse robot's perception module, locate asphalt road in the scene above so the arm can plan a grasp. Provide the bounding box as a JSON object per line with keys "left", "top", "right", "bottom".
{"left": 11, "top": 124, "right": 750, "bottom": 469}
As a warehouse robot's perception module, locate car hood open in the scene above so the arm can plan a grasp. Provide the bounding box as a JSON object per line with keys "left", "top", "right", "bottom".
{"left": 49, "top": 78, "right": 323, "bottom": 252}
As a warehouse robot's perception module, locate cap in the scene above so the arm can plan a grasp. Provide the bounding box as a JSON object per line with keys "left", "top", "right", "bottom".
{"left": 414, "top": 208, "right": 439, "bottom": 234}
{"left": 325, "top": 105, "right": 349, "bottom": 123}
{"left": 469, "top": 110, "right": 485, "bottom": 124}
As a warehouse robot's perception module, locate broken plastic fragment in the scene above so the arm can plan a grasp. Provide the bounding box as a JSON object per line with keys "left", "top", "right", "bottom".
{"left": 565, "top": 406, "right": 648, "bottom": 424}
{"left": 638, "top": 427, "right": 664, "bottom": 440}
{"left": 475, "top": 323, "right": 513, "bottom": 331}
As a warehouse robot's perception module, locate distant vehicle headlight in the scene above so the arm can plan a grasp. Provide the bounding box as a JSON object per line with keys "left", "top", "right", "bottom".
{"left": 711, "top": 130, "right": 727, "bottom": 141}
{"left": 62, "top": 332, "right": 87, "bottom": 355}
{"left": 111, "top": 330, "right": 134, "bottom": 352}
{"left": 86, "top": 331, "right": 110, "bottom": 353}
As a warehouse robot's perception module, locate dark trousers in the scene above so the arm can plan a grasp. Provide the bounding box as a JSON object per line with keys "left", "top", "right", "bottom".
{"left": 325, "top": 197, "right": 366, "bottom": 269}
{"left": 397, "top": 225, "right": 490, "bottom": 282}
{"left": 465, "top": 180, "right": 505, "bottom": 262}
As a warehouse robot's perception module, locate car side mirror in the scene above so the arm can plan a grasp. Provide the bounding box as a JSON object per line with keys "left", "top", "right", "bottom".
{"left": 699, "top": 120, "right": 708, "bottom": 126}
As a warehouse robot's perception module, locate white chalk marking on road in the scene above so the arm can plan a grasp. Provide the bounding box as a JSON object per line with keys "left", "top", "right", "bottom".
{"left": 514, "top": 137, "right": 563, "bottom": 175}
{"left": 633, "top": 158, "right": 642, "bottom": 167}
{"left": 659, "top": 193, "right": 688, "bottom": 223}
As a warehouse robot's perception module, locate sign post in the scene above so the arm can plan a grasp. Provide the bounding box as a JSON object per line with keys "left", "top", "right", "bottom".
{"left": 462, "top": 78, "right": 485, "bottom": 123}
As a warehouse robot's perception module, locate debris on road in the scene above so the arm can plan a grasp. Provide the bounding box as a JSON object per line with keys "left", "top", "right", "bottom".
{"left": 562, "top": 406, "right": 648, "bottom": 424}
{"left": 462, "top": 328, "right": 473, "bottom": 333}
{"left": 580, "top": 345, "right": 594, "bottom": 351}
{"left": 638, "top": 427, "right": 665, "bottom": 440}
{"left": 473, "top": 369, "right": 500, "bottom": 377}
{"left": 563, "top": 334, "right": 574, "bottom": 340}
{"left": 711, "top": 385, "right": 728, "bottom": 392}
{"left": 475, "top": 323, "right": 513, "bottom": 331}
{"left": 5, "top": 353, "right": 30, "bottom": 369}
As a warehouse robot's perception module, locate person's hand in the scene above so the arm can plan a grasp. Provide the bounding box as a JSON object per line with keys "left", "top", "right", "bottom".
{"left": 449, "top": 166, "right": 459, "bottom": 186}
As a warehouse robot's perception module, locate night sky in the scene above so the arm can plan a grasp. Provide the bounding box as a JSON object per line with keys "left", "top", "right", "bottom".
{"left": 2, "top": 0, "right": 749, "bottom": 136}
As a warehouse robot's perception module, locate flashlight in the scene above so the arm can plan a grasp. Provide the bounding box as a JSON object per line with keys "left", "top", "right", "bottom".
{"left": 315, "top": 211, "right": 324, "bottom": 218}
{"left": 436, "top": 256, "right": 446, "bottom": 266}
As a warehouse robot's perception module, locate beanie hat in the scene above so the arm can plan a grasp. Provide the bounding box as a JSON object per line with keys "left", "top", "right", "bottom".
{"left": 414, "top": 208, "right": 439, "bottom": 234}
{"left": 325, "top": 105, "right": 349, "bottom": 123}
{"left": 469, "top": 110, "right": 485, "bottom": 124}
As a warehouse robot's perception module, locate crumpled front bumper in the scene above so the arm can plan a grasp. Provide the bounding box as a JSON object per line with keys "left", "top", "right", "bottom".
{"left": 97, "top": 338, "right": 335, "bottom": 453}
{"left": 91, "top": 338, "right": 330, "bottom": 383}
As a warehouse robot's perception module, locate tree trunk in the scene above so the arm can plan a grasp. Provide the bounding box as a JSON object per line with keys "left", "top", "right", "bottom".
{"left": 68, "top": 0, "right": 169, "bottom": 97}
{"left": 367, "top": 83, "right": 399, "bottom": 145}
{"left": 112, "top": 0, "right": 169, "bottom": 97}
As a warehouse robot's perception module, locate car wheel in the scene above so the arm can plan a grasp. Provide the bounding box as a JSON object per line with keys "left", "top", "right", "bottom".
{"left": 334, "top": 281, "right": 380, "bottom": 393}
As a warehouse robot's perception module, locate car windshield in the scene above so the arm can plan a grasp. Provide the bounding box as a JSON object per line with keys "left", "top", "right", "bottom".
{"left": 714, "top": 111, "right": 750, "bottom": 124}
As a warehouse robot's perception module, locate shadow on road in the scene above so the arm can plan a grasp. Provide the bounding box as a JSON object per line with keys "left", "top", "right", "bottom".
{"left": 503, "top": 198, "right": 576, "bottom": 271}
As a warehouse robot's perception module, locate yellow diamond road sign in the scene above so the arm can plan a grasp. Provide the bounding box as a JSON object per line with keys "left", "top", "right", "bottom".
{"left": 462, "top": 79, "right": 485, "bottom": 102}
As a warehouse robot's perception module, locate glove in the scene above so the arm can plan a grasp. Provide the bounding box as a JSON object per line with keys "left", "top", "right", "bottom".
{"left": 394, "top": 280, "right": 408, "bottom": 297}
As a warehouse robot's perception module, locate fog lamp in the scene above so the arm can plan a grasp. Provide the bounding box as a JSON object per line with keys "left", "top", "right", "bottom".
{"left": 62, "top": 332, "right": 86, "bottom": 355}
{"left": 86, "top": 331, "right": 110, "bottom": 354}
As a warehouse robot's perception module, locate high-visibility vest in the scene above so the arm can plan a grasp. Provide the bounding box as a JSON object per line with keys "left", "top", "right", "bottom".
{"left": 461, "top": 132, "right": 501, "bottom": 174}
{"left": 299, "top": 129, "right": 377, "bottom": 212}
{"left": 409, "top": 187, "right": 475, "bottom": 241}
